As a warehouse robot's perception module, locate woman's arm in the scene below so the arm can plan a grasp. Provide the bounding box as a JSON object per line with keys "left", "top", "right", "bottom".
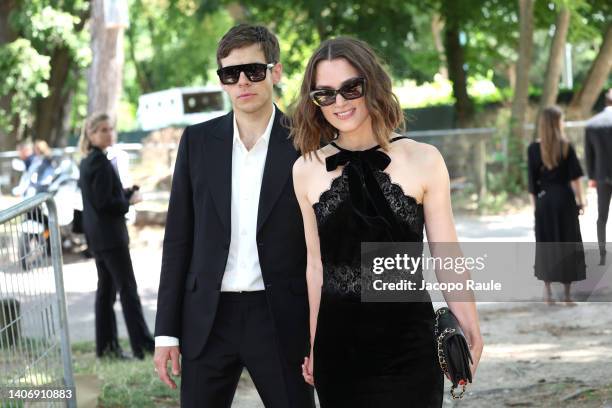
{"left": 421, "top": 144, "right": 484, "bottom": 377}
{"left": 292, "top": 157, "right": 323, "bottom": 386}
{"left": 89, "top": 154, "right": 130, "bottom": 216}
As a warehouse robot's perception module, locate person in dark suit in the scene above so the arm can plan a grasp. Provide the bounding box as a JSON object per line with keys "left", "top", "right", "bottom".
{"left": 153, "top": 24, "right": 315, "bottom": 407}
{"left": 79, "top": 113, "right": 154, "bottom": 359}
{"left": 585, "top": 89, "right": 612, "bottom": 265}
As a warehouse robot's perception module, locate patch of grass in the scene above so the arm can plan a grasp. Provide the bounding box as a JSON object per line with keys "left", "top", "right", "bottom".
{"left": 71, "top": 340, "right": 180, "bottom": 407}
{"left": 578, "top": 383, "right": 612, "bottom": 405}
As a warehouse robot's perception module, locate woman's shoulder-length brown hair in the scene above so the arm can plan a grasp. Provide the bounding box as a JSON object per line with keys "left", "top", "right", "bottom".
{"left": 291, "top": 37, "right": 404, "bottom": 156}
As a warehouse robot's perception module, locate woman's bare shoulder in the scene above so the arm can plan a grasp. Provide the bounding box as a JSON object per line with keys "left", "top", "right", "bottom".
{"left": 393, "top": 136, "right": 444, "bottom": 167}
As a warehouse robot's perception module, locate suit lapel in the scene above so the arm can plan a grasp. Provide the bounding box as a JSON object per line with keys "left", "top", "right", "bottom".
{"left": 206, "top": 112, "right": 233, "bottom": 236}
{"left": 257, "top": 109, "right": 297, "bottom": 233}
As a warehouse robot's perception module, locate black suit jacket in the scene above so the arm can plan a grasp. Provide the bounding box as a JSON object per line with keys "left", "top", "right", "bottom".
{"left": 79, "top": 147, "right": 130, "bottom": 252}
{"left": 585, "top": 108, "right": 612, "bottom": 183}
{"left": 155, "top": 108, "right": 309, "bottom": 363}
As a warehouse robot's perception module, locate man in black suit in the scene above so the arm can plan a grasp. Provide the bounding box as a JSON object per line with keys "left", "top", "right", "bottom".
{"left": 153, "top": 24, "right": 314, "bottom": 407}
{"left": 585, "top": 89, "right": 612, "bottom": 265}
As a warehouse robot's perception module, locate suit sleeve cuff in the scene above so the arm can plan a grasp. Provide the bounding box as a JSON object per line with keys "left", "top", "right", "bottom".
{"left": 155, "top": 336, "right": 180, "bottom": 347}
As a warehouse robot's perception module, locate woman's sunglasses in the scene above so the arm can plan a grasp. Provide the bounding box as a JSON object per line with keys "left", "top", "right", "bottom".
{"left": 217, "top": 63, "right": 275, "bottom": 85}
{"left": 309, "top": 77, "right": 366, "bottom": 107}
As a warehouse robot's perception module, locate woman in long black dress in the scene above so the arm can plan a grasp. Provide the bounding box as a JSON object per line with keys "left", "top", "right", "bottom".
{"left": 528, "top": 106, "right": 586, "bottom": 306}
{"left": 291, "top": 37, "right": 483, "bottom": 407}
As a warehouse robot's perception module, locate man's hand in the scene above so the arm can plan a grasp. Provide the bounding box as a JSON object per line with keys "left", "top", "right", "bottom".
{"left": 154, "top": 346, "right": 181, "bottom": 389}
{"left": 589, "top": 179, "right": 597, "bottom": 189}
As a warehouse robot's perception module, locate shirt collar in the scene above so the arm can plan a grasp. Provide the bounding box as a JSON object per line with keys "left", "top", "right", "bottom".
{"left": 232, "top": 105, "right": 276, "bottom": 146}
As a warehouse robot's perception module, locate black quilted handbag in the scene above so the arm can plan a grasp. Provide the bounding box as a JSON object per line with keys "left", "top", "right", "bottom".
{"left": 434, "top": 307, "right": 473, "bottom": 399}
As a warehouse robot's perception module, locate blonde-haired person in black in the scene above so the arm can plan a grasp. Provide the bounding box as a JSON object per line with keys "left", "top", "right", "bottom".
{"left": 79, "top": 113, "right": 154, "bottom": 359}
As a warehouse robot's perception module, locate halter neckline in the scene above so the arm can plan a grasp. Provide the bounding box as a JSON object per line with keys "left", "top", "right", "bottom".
{"left": 330, "top": 135, "right": 407, "bottom": 152}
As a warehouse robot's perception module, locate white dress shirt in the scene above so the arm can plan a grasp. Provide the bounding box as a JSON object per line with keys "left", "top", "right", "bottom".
{"left": 155, "top": 108, "right": 275, "bottom": 347}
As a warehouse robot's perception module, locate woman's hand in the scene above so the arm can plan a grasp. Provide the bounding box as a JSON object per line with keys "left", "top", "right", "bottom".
{"left": 129, "top": 190, "right": 142, "bottom": 205}
{"left": 301, "top": 348, "right": 314, "bottom": 386}
{"left": 465, "top": 328, "right": 484, "bottom": 379}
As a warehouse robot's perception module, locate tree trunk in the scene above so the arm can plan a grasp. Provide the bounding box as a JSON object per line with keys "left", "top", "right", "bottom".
{"left": 0, "top": 0, "right": 18, "bottom": 151}
{"left": 534, "top": 6, "right": 570, "bottom": 140}
{"left": 567, "top": 24, "right": 612, "bottom": 119}
{"left": 33, "top": 47, "right": 74, "bottom": 146}
{"left": 444, "top": 21, "right": 474, "bottom": 127}
{"left": 88, "top": 0, "right": 126, "bottom": 121}
{"left": 507, "top": 0, "right": 534, "bottom": 187}
{"left": 540, "top": 7, "right": 570, "bottom": 108}
{"left": 431, "top": 13, "right": 448, "bottom": 79}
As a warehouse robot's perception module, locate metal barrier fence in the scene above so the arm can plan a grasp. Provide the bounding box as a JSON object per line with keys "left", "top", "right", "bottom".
{"left": 0, "top": 193, "right": 75, "bottom": 407}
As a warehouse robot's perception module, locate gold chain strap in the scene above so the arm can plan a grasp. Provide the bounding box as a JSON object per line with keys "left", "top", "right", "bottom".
{"left": 450, "top": 383, "right": 467, "bottom": 399}
{"left": 435, "top": 308, "right": 467, "bottom": 400}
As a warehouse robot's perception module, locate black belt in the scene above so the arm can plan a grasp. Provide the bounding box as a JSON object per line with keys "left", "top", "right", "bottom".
{"left": 219, "top": 290, "right": 266, "bottom": 301}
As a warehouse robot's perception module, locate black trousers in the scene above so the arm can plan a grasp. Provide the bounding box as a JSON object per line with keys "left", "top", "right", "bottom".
{"left": 94, "top": 245, "right": 154, "bottom": 357}
{"left": 180, "top": 291, "right": 315, "bottom": 408}
{"left": 596, "top": 181, "right": 612, "bottom": 256}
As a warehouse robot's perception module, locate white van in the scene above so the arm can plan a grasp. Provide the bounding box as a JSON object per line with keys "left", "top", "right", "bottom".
{"left": 137, "top": 86, "right": 230, "bottom": 131}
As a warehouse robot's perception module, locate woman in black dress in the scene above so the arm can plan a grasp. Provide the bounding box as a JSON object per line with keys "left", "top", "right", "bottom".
{"left": 291, "top": 37, "right": 483, "bottom": 407}
{"left": 528, "top": 106, "right": 586, "bottom": 306}
{"left": 79, "top": 113, "right": 155, "bottom": 359}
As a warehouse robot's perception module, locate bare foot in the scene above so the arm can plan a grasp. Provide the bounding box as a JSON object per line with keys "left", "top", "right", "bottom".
{"left": 545, "top": 298, "right": 556, "bottom": 306}
{"left": 563, "top": 300, "right": 577, "bottom": 307}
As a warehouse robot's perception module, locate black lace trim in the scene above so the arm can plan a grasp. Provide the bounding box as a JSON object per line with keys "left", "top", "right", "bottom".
{"left": 313, "top": 167, "right": 423, "bottom": 228}
{"left": 321, "top": 263, "right": 362, "bottom": 296}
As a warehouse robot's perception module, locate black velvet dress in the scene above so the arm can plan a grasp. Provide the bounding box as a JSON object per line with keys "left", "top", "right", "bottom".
{"left": 312, "top": 137, "right": 443, "bottom": 407}
{"left": 527, "top": 142, "right": 586, "bottom": 283}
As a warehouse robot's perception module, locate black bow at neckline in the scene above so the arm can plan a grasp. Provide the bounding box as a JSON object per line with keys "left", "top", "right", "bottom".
{"left": 324, "top": 141, "right": 404, "bottom": 241}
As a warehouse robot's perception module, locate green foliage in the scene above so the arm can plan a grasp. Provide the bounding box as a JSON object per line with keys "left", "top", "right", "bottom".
{"left": 199, "top": 1, "right": 426, "bottom": 80}
{"left": 0, "top": 0, "right": 90, "bottom": 141}
{"left": 122, "top": 0, "right": 234, "bottom": 119}
{"left": 0, "top": 39, "right": 50, "bottom": 134}
{"left": 9, "top": 0, "right": 90, "bottom": 66}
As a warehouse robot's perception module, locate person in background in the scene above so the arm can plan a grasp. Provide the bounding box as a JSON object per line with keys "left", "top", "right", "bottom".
{"left": 585, "top": 89, "right": 612, "bottom": 265}
{"left": 16, "top": 141, "right": 34, "bottom": 170}
{"left": 528, "top": 105, "right": 586, "bottom": 306}
{"left": 78, "top": 112, "right": 154, "bottom": 360}
{"left": 32, "top": 141, "right": 56, "bottom": 188}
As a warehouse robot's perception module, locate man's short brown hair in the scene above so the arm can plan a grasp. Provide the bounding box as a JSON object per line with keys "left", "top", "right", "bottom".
{"left": 216, "top": 24, "right": 280, "bottom": 68}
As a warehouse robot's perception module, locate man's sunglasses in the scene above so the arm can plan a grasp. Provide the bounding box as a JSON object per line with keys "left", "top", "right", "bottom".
{"left": 309, "top": 77, "right": 366, "bottom": 107}
{"left": 217, "top": 63, "right": 275, "bottom": 85}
